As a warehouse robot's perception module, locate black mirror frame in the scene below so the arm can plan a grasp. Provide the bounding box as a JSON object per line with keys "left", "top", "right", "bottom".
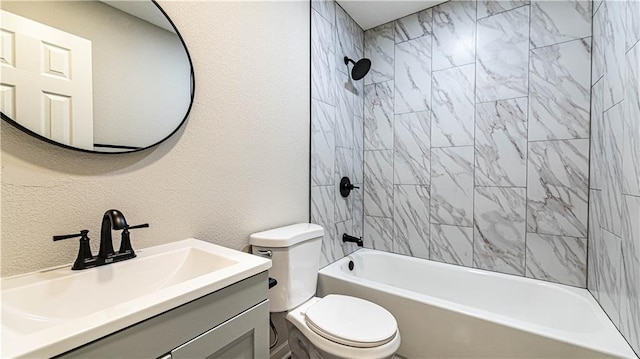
{"left": 0, "top": 0, "right": 195, "bottom": 155}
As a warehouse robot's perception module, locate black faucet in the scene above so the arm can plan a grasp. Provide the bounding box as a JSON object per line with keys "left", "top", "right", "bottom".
{"left": 99, "top": 209, "right": 128, "bottom": 259}
{"left": 342, "top": 233, "right": 363, "bottom": 247}
{"left": 53, "top": 210, "right": 148, "bottom": 270}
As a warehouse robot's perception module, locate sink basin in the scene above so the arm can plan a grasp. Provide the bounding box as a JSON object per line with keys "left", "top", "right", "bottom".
{"left": 1, "top": 238, "right": 271, "bottom": 358}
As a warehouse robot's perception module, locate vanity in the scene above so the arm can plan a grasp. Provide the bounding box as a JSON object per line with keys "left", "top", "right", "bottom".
{"left": 1, "top": 239, "right": 272, "bottom": 358}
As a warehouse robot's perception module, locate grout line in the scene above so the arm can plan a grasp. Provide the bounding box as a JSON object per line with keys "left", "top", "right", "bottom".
{"left": 429, "top": 6, "right": 435, "bottom": 261}
{"left": 585, "top": 0, "right": 597, "bottom": 288}
{"left": 530, "top": 36, "right": 593, "bottom": 52}
{"left": 476, "top": 3, "right": 531, "bottom": 21}
{"left": 431, "top": 60, "right": 477, "bottom": 74}
{"left": 472, "top": 0, "right": 478, "bottom": 269}
{"left": 431, "top": 144, "right": 476, "bottom": 149}
{"left": 476, "top": 95, "right": 529, "bottom": 105}
{"left": 524, "top": 2, "right": 532, "bottom": 277}
{"left": 527, "top": 137, "right": 590, "bottom": 143}
{"left": 525, "top": 231, "right": 587, "bottom": 240}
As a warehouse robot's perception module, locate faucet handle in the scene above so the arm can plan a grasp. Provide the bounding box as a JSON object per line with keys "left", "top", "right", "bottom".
{"left": 53, "top": 230, "right": 94, "bottom": 269}
{"left": 53, "top": 229, "right": 90, "bottom": 241}
{"left": 118, "top": 223, "right": 149, "bottom": 254}
{"left": 127, "top": 223, "right": 149, "bottom": 230}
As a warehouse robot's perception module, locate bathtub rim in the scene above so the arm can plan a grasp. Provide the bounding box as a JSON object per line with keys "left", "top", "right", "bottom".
{"left": 318, "top": 249, "right": 636, "bottom": 359}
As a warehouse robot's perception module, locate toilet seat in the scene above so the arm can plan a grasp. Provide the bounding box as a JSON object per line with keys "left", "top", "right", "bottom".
{"left": 286, "top": 297, "right": 401, "bottom": 359}
{"left": 304, "top": 295, "right": 397, "bottom": 348}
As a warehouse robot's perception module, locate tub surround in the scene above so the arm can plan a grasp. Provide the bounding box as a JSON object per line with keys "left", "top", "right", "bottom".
{"left": 360, "top": 0, "right": 592, "bottom": 288}
{"left": 588, "top": 0, "right": 640, "bottom": 354}
{"left": 311, "top": 1, "right": 365, "bottom": 267}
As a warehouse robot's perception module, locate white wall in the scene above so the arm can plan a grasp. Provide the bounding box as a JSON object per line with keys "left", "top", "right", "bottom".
{"left": 0, "top": 0, "right": 311, "bottom": 277}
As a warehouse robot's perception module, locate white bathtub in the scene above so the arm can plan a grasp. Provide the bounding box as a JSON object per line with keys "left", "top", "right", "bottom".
{"left": 317, "top": 249, "right": 637, "bottom": 358}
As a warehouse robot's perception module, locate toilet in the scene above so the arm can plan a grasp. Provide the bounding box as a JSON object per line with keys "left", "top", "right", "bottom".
{"left": 250, "top": 223, "right": 400, "bottom": 359}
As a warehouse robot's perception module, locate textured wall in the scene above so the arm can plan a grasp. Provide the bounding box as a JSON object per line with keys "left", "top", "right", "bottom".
{"left": 1, "top": 0, "right": 310, "bottom": 277}
{"left": 362, "top": 0, "right": 592, "bottom": 287}
{"left": 310, "top": 1, "right": 365, "bottom": 267}
{"left": 588, "top": 0, "right": 640, "bottom": 354}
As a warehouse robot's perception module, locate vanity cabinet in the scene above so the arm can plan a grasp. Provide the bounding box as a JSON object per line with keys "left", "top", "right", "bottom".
{"left": 56, "top": 272, "right": 269, "bottom": 359}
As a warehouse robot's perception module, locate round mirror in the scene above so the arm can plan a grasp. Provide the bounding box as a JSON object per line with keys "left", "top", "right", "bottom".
{"left": 0, "top": 0, "right": 193, "bottom": 153}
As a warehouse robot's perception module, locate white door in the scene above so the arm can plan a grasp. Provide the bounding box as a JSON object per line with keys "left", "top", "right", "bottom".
{"left": 0, "top": 10, "right": 93, "bottom": 150}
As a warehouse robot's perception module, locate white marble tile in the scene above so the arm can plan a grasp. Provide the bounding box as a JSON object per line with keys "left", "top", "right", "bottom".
{"left": 312, "top": 9, "right": 335, "bottom": 106}
{"left": 526, "top": 139, "right": 589, "bottom": 238}
{"left": 352, "top": 75, "right": 365, "bottom": 118}
{"left": 394, "top": 111, "right": 430, "bottom": 185}
{"left": 394, "top": 185, "right": 430, "bottom": 259}
{"left": 364, "top": 81, "right": 394, "bottom": 150}
{"left": 336, "top": 5, "right": 364, "bottom": 75}
{"left": 602, "top": 102, "right": 623, "bottom": 236}
{"left": 473, "top": 187, "right": 527, "bottom": 275}
{"left": 603, "top": 0, "right": 626, "bottom": 110}
{"left": 432, "top": 1, "right": 476, "bottom": 71}
{"left": 627, "top": 0, "right": 640, "bottom": 52}
{"left": 311, "top": 186, "right": 337, "bottom": 268}
{"left": 477, "top": 0, "right": 529, "bottom": 19}
{"left": 623, "top": 44, "right": 640, "bottom": 197}
{"left": 311, "top": 0, "right": 335, "bottom": 27}
{"left": 335, "top": 147, "right": 353, "bottom": 223}
{"left": 364, "top": 215, "right": 393, "bottom": 251}
{"left": 596, "top": 229, "right": 623, "bottom": 326}
{"left": 620, "top": 195, "right": 640, "bottom": 353}
{"left": 525, "top": 233, "right": 587, "bottom": 287}
{"left": 431, "top": 146, "right": 474, "bottom": 226}
{"left": 530, "top": 0, "right": 591, "bottom": 49}
{"left": 588, "top": 189, "right": 603, "bottom": 297}
{"left": 394, "top": 37, "right": 432, "bottom": 115}
{"left": 475, "top": 98, "right": 528, "bottom": 187}
{"left": 592, "top": 3, "right": 605, "bottom": 85}
{"left": 590, "top": 79, "right": 605, "bottom": 190}
{"left": 431, "top": 64, "right": 475, "bottom": 147}
{"left": 431, "top": 224, "right": 473, "bottom": 267}
{"left": 352, "top": 182, "right": 364, "bottom": 239}
{"left": 364, "top": 22, "right": 394, "bottom": 84}
{"left": 476, "top": 6, "right": 529, "bottom": 103}
{"left": 354, "top": 115, "right": 364, "bottom": 183}
{"left": 528, "top": 38, "right": 591, "bottom": 141}
{"left": 335, "top": 79, "right": 354, "bottom": 148}
{"left": 395, "top": 8, "right": 432, "bottom": 43}
{"left": 364, "top": 150, "right": 393, "bottom": 218}
{"left": 311, "top": 99, "right": 335, "bottom": 187}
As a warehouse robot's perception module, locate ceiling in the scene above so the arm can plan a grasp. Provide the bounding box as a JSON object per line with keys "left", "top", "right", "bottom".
{"left": 336, "top": 0, "right": 448, "bottom": 30}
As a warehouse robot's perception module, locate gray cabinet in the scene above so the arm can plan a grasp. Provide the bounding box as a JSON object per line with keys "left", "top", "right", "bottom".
{"left": 171, "top": 301, "right": 268, "bottom": 359}
{"left": 57, "top": 272, "right": 269, "bottom": 359}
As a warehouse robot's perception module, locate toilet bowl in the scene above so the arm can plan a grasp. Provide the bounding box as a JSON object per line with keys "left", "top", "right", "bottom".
{"left": 250, "top": 223, "right": 400, "bottom": 359}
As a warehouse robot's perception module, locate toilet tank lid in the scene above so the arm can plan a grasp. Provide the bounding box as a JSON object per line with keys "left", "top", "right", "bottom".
{"left": 249, "top": 223, "right": 324, "bottom": 247}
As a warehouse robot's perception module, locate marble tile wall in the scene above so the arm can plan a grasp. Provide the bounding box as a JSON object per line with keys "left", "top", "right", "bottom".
{"left": 311, "top": 0, "right": 638, "bottom": 353}
{"left": 361, "top": 0, "right": 593, "bottom": 289}
{"left": 311, "top": 1, "right": 365, "bottom": 267}
{"left": 588, "top": 0, "right": 640, "bottom": 354}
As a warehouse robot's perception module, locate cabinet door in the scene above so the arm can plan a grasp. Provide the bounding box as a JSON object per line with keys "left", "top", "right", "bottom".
{"left": 170, "top": 301, "right": 269, "bottom": 359}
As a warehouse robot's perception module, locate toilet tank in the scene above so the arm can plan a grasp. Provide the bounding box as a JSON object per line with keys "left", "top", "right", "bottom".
{"left": 250, "top": 223, "right": 323, "bottom": 312}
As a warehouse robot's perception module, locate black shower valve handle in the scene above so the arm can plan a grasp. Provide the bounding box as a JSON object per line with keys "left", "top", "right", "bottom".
{"left": 53, "top": 229, "right": 89, "bottom": 241}
{"left": 340, "top": 176, "right": 359, "bottom": 197}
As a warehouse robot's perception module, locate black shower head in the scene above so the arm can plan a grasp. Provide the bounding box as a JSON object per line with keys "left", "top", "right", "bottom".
{"left": 344, "top": 56, "right": 371, "bottom": 81}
